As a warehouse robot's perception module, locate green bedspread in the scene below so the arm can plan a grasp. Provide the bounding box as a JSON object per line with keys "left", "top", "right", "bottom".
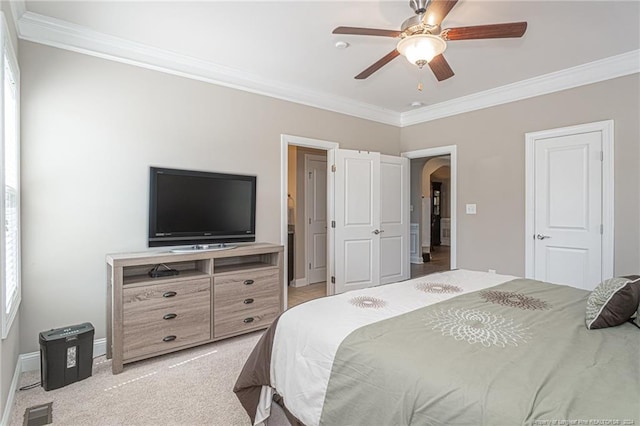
{"left": 320, "top": 279, "right": 640, "bottom": 426}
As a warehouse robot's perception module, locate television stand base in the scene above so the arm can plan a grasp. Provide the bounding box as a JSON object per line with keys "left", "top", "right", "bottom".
{"left": 170, "top": 244, "right": 237, "bottom": 253}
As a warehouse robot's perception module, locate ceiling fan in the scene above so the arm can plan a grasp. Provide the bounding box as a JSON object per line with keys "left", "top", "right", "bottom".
{"left": 333, "top": 0, "right": 527, "bottom": 81}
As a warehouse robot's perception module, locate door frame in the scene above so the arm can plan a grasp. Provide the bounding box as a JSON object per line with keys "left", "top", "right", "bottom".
{"left": 304, "top": 153, "right": 328, "bottom": 285}
{"left": 401, "top": 145, "right": 458, "bottom": 270}
{"left": 281, "top": 134, "right": 339, "bottom": 310}
{"left": 524, "top": 120, "right": 614, "bottom": 281}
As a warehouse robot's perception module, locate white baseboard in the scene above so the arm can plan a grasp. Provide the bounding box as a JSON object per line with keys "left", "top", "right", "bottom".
{"left": 1, "top": 353, "right": 22, "bottom": 426}
{"left": 290, "top": 278, "right": 308, "bottom": 288}
{"left": 410, "top": 255, "right": 424, "bottom": 264}
{"left": 1, "top": 338, "right": 107, "bottom": 426}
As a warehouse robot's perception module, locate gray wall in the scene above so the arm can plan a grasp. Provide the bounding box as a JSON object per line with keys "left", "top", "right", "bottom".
{"left": 18, "top": 41, "right": 400, "bottom": 353}
{"left": 0, "top": 6, "right": 20, "bottom": 422}
{"left": 401, "top": 74, "right": 640, "bottom": 276}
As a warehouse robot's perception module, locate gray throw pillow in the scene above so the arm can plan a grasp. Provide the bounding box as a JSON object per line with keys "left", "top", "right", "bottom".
{"left": 585, "top": 275, "right": 640, "bottom": 329}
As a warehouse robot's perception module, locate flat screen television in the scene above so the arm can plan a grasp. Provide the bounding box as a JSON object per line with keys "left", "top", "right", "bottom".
{"left": 148, "top": 167, "right": 256, "bottom": 248}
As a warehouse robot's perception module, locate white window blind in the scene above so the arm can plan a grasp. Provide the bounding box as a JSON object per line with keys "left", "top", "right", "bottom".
{"left": 4, "top": 56, "right": 18, "bottom": 315}
{"left": 1, "top": 13, "right": 20, "bottom": 339}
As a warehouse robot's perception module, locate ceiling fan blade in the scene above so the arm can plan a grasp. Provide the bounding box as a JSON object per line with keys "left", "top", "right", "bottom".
{"left": 443, "top": 22, "right": 528, "bottom": 40}
{"left": 332, "top": 26, "right": 401, "bottom": 38}
{"left": 428, "top": 54, "right": 455, "bottom": 81}
{"left": 423, "top": 0, "right": 459, "bottom": 26}
{"left": 355, "top": 49, "right": 400, "bottom": 80}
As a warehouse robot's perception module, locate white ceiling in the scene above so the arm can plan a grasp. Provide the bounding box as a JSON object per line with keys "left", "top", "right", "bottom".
{"left": 16, "top": 1, "right": 640, "bottom": 124}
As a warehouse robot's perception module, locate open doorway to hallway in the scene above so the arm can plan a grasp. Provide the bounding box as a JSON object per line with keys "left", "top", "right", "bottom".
{"left": 286, "top": 145, "right": 328, "bottom": 307}
{"left": 409, "top": 154, "right": 452, "bottom": 279}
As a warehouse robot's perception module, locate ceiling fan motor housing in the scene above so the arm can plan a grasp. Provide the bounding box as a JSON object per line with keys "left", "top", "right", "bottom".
{"left": 401, "top": 14, "right": 441, "bottom": 37}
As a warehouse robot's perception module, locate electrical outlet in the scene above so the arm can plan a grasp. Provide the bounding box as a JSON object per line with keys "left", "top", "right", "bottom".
{"left": 466, "top": 204, "right": 477, "bottom": 214}
{"left": 488, "top": 269, "right": 496, "bottom": 274}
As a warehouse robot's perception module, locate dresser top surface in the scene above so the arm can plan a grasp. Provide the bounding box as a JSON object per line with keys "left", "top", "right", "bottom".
{"left": 106, "top": 242, "right": 283, "bottom": 266}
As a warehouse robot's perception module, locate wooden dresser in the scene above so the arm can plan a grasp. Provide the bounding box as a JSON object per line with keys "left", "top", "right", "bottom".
{"left": 106, "top": 243, "right": 283, "bottom": 374}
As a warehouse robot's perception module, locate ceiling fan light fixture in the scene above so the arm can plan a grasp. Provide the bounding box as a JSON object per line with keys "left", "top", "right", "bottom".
{"left": 396, "top": 34, "right": 447, "bottom": 68}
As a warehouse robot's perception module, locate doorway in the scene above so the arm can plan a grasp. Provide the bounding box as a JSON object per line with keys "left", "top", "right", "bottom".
{"left": 287, "top": 147, "right": 327, "bottom": 307}
{"left": 403, "top": 145, "right": 457, "bottom": 278}
{"left": 410, "top": 155, "right": 451, "bottom": 278}
{"left": 281, "top": 135, "right": 338, "bottom": 310}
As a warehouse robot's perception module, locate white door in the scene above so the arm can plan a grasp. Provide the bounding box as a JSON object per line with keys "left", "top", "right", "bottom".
{"left": 531, "top": 130, "right": 604, "bottom": 290}
{"left": 334, "top": 149, "right": 380, "bottom": 294}
{"left": 380, "top": 155, "right": 410, "bottom": 284}
{"left": 305, "top": 155, "right": 327, "bottom": 284}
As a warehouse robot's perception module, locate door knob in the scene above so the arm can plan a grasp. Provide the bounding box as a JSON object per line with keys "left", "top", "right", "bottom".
{"left": 536, "top": 234, "right": 551, "bottom": 240}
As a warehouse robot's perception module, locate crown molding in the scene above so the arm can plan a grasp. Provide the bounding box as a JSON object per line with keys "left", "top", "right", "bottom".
{"left": 15, "top": 10, "right": 638, "bottom": 129}
{"left": 401, "top": 49, "right": 640, "bottom": 127}
{"left": 16, "top": 11, "right": 401, "bottom": 127}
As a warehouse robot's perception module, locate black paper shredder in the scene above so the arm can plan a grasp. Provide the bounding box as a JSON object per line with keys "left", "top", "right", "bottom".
{"left": 39, "top": 322, "right": 94, "bottom": 391}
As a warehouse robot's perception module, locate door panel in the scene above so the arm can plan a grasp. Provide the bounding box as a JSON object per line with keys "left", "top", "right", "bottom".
{"left": 380, "top": 155, "right": 410, "bottom": 284}
{"left": 345, "top": 159, "right": 374, "bottom": 225}
{"left": 312, "top": 234, "right": 326, "bottom": 269}
{"left": 380, "top": 236, "right": 403, "bottom": 280}
{"left": 345, "top": 239, "right": 373, "bottom": 284}
{"left": 534, "top": 131, "right": 602, "bottom": 290}
{"left": 547, "top": 146, "right": 589, "bottom": 229}
{"left": 545, "top": 246, "right": 588, "bottom": 288}
{"left": 335, "top": 149, "right": 380, "bottom": 293}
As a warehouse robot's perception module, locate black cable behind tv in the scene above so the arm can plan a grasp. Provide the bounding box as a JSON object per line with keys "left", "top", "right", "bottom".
{"left": 148, "top": 264, "right": 179, "bottom": 278}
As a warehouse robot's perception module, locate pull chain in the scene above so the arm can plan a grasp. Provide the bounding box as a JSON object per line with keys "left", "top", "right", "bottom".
{"left": 417, "top": 66, "right": 425, "bottom": 92}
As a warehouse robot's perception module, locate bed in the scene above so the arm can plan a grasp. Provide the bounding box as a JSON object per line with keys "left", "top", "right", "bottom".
{"left": 234, "top": 269, "right": 640, "bottom": 426}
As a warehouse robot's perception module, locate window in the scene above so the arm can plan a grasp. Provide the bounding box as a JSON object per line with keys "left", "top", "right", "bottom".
{"left": 1, "top": 13, "right": 20, "bottom": 339}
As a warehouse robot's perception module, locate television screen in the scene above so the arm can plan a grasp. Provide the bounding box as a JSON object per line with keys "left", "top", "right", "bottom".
{"left": 149, "top": 167, "right": 256, "bottom": 247}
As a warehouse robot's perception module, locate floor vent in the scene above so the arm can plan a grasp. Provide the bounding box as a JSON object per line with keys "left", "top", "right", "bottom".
{"left": 23, "top": 402, "right": 52, "bottom": 426}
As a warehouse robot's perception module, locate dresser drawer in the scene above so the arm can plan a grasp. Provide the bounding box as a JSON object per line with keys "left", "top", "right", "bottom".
{"left": 214, "top": 268, "right": 279, "bottom": 301}
{"left": 214, "top": 304, "right": 279, "bottom": 338}
{"left": 213, "top": 269, "right": 280, "bottom": 337}
{"left": 122, "top": 278, "right": 211, "bottom": 360}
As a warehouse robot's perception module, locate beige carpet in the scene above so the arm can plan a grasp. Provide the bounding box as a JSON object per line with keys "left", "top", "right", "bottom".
{"left": 10, "top": 331, "right": 290, "bottom": 426}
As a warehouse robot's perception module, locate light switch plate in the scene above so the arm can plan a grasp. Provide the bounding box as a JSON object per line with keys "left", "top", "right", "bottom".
{"left": 466, "top": 204, "right": 477, "bottom": 214}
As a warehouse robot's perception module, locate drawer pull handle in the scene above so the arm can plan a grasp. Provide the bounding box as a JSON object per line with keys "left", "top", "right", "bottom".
{"left": 163, "top": 313, "right": 177, "bottom": 320}
{"left": 244, "top": 280, "right": 254, "bottom": 285}
{"left": 243, "top": 298, "right": 254, "bottom": 304}
{"left": 243, "top": 317, "right": 254, "bottom": 324}
{"left": 162, "top": 335, "right": 177, "bottom": 342}
{"left": 163, "top": 291, "right": 177, "bottom": 298}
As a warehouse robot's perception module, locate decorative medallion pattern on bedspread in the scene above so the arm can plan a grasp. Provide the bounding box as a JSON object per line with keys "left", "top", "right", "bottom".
{"left": 479, "top": 289, "right": 551, "bottom": 310}
{"left": 348, "top": 296, "right": 387, "bottom": 309}
{"left": 423, "top": 308, "right": 530, "bottom": 347}
{"left": 415, "top": 282, "right": 463, "bottom": 294}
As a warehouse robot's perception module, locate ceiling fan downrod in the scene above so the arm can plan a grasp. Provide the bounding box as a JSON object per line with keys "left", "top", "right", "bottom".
{"left": 409, "top": 0, "right": 430, "bottom": 15}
